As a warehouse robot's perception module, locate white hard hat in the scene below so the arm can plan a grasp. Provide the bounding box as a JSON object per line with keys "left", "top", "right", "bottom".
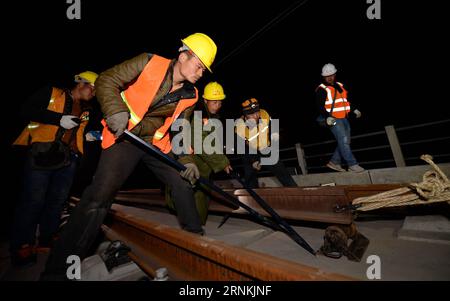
{"left": 321, "top": 63, "right": 337, "bottom": 76}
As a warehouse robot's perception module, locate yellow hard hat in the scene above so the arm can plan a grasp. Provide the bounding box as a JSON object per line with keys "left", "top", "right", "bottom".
{"left": 181, "top": 33, "right": 217, "bottom": 73}
{"left": 203, "top": 81, "right": 226, "bottom": 101}
{"left": 75, "top": 71, "right": 99, "bottom": 86}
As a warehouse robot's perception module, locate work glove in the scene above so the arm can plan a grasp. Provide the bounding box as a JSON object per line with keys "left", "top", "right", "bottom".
{"left": 85, "top": 130, "right": 102, "bottom": 142}
{"left": 271, "top": 132, "right": 280, "bottom": 142}
{"left": 60, "top": 115, "right": 80, "bottom": 130}
{"left": 180, "top": 163, "right": 200, "bottom": 185}
{"left": 326, "top": 117, "right": 336, "bottom": 126}
{"left": 106, "top": 111, "right": 129, "bottom": 138}
{"left": 252, "top": 161, "right": 262, "bottom": 171}
{"left": 353, "top": 109, "right": 362, "bottom": 119}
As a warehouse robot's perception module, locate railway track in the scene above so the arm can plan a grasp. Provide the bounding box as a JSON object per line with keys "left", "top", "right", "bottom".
{"left": 102, "top": 205, "right": 353, "bottom": 280}
{"left": 114, "top": 184, "right": 402, "bottom": 224}
{"left": 84, "top": 185, "right": 401, "bottom": 280}
{"left": 66, "top": 183, "right": 450, "bottom": 281}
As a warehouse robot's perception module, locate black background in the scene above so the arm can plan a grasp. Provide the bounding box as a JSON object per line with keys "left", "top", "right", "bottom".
{"left": 1, "top": 1, "right": 449, "bottom": 237}
{"left": 4, "top": 1, "right": 449, "bottom": 139}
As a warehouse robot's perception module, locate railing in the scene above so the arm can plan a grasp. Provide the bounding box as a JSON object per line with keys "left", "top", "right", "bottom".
{"left": 229, "top": 119, "right": 450, "bottom": 175}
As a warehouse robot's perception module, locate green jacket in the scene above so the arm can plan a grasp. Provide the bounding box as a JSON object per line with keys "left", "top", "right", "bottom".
{"left": 95, "top": 53, "right": 195, "bottom": 142}
{"left": 169, "top": 103, "right": 230, "bottom": 224}
{"left": 178, "top": 102, "right": 229, "bottom": 175}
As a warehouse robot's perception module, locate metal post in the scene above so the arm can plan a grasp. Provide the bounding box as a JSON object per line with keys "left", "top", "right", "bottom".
{"left": 295, "top": 143, "right": 308, "bottom": 175}
{"left": 385, "top": 125, "right": 406, "bottom": 167}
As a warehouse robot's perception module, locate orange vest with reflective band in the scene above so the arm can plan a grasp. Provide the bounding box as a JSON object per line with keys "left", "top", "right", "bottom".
{"left": 101, "top": 55, "right": 199, "bottom": 153}
{"left": 13, "top": 87, "right": 89, "bottom": 154}
{"left": 318, "top": 82, "right": 350, "bottom": 119}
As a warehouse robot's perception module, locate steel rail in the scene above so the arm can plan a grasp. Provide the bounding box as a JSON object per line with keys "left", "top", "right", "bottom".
{"left": 102, "top": 204, "right": 354, "bottom": 281}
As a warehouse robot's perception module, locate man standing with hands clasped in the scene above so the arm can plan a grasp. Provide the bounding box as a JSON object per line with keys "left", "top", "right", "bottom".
{"left": 316, "top": 63, "right": 365, "bottom": 173}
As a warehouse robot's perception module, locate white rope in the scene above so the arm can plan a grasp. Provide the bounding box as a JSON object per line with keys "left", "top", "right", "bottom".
{"left": 352, "top": 155, "right": 450, "bottom": 211}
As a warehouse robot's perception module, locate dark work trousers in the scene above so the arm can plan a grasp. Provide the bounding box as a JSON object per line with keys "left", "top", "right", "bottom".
{"left": 10, "top": 152, "right": 78, "bottom": 251}
{"left": 43, "top": 140, "right": 202, "bottom": 276}
{"left": 243, "top": 154, "right": 298, "bottom": 188}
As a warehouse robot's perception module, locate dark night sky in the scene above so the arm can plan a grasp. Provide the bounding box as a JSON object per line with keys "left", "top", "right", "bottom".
{"left": 3, "top": 1, "right": 449, "bottom": 144}
{"left": 1, "top": 1, "right": 449, "bottom": 230}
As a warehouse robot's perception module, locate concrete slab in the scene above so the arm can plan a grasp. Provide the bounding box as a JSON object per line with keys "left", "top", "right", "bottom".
{"left": 398, "top": 215, "right": 450, "bottom": 245}
{"left": 218, "top": 163, "right": 450, "bottom": 187}
{"left": 245, "top": 219, "right": 450, "bottom": 280}
{"left": 294, "top": 171, "right": 371, "bottom": 187}
{"left": 369, "top": 164, "right": 450, "bottom": 184}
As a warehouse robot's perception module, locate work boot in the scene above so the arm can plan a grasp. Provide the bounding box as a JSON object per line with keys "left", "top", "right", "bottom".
{"left": 349, "top": 165, "right": 365, "bottom": 173}
{"left": 11, "top": 244, "right": 37, "bottom": 267}
{"left": 36, "top": 235, "right": 59, "bottom": 254}
{"left": 326, "top": 162, "right": 346, "bottom": 172}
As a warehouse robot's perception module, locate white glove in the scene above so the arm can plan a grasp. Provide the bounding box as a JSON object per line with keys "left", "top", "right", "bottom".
{"left": 60, "top": 115, "right": 79, "bottom": 130}
{"left": 271, "top": 132, "right": 280, "bottom": 142}
{"left": 354, "top": 109, "right": 362, "bottom": 118}
{"left": 252, "top": 161, "right": 262, "bottom": 171}
{"left": 180, "top": 163, "right": 200, "bottom": 185}
{"left": 326, "top": 117, "right": 336, "bottom": 126}
{"left": 106, "top": 111, "right": 129, "bottom": 138}
{"left": 85, "top": 132, "right": 96, "bottom": 142}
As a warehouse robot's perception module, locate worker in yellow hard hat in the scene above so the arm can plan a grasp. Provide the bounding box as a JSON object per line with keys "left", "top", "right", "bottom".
{"left": 180, "top": 33, "right": 217, "bottom": 73}
{"left": 10, "top": 70, "right": 98, "bottom": 267}
{"left": 168, "top": 81, "right": 232, "bottom": 225}
{"left": 75, "top": 71, "right": 98, "bottom": 86}
{"left": 42, "top": 33, "right": 218, "bottom": 279}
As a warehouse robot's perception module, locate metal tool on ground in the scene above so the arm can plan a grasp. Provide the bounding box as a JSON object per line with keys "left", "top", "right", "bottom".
{"left": 228, "top": 171, "right": 316, "bottom": 255}
{"left": 101, "top": 240, "right": 132, "bottom": 271}
{"left": 122, "top": 130, "right": 315, "bottom": 255}
{"left": 317, "top": 223, "right": 370, "bottom": 262}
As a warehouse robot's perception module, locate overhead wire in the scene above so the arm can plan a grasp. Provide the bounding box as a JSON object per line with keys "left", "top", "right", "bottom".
{"left": 215, "top": 0, "right": 310, "bottom": 68}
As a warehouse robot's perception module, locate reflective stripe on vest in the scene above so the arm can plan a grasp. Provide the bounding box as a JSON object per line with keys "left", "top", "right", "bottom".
{"left": 319, "top": 82, "right": 350, "bottom": 119}
{"left": 13, "top": 87, "right": 88, "bottom": 154}
{"left": 120, "top": 91, "right": 141, "bottom": 126}
{"left": 101, "top": 55, "right": 199, "bottom": 153}
{"left": 236, "top": 109, "right": 271, "bottom": 151}
{"left": 151, "top": 95, "right": 198, "bottom": 153}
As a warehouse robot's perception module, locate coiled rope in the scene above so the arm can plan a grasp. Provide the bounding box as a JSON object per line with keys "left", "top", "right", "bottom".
{"left": 352, "top": 155, "right": 450, "bottom": 211}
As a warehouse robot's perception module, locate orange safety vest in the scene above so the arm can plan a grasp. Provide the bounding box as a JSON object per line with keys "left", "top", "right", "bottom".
{"left": 318, "top": 82, "right": 350, "bottom": 119}
{"left": 101, "top": 55, "right": 199, "bottom": 153}
{"left": 13, "top": 87, "right": 89, "bottom": 154}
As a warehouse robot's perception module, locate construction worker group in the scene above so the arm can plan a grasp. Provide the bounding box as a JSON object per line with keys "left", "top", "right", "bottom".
{"left": 10, "top": 33, "right": 364, "bottom": 276}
